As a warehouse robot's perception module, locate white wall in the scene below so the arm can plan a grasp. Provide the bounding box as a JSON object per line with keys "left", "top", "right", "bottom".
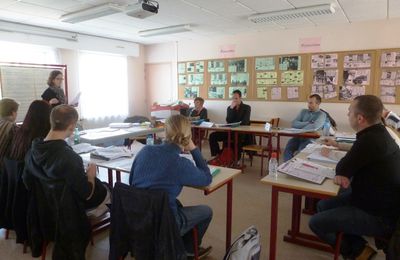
{"left": 145, "top": 18, "right": 400, "bottom": 132}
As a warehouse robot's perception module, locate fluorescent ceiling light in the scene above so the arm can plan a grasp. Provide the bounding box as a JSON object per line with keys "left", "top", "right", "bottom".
{"left": 0, "top": 20, "right": 78, "bottom": 41}
{"left": 139, "top": 24, "right": 191, "bottom": 37}
{"left": 60, "top": 3, "right": 123, "bottom": 23}
{"left": 248, "top": 3, "right": 336, "bottom": 23}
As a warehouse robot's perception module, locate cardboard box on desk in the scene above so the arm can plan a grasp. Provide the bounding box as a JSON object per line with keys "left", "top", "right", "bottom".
{"left": 150, "top": 104, "right": 186, "bottom": 118}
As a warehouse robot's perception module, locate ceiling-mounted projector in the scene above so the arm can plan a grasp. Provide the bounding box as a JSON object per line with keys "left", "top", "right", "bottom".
{"left": 127, "top": 0, "right": 159, "bottom": 19}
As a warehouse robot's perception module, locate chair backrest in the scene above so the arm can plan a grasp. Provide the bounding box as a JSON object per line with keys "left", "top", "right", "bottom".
{"left": 269, "top": 118, "right": 280, "bottom": 128}
{"left": 320, "top": 109, "right": 337, "bottom": 129}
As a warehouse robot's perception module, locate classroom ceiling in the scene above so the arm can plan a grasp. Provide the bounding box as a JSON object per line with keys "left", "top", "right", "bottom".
{"left": 0, "top": 0, "right": 398, "bottom": 45}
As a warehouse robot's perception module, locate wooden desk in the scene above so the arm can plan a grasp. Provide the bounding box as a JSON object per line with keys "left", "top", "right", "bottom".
{"left": 80, "top": 126, "right": 164, "bottom": 145}
{"left": 260, "top": 152, "right": 340, "bottom": 260}
{"left": 83, "top": 153, "right": 241, "bottom": 251}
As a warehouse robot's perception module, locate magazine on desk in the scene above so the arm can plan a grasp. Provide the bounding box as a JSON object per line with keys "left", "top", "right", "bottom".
{"left": 278, "top": 158, "right": 335, "bottom": 184}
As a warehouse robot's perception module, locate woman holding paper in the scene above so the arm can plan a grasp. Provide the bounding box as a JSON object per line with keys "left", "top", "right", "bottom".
{"left": 129, "top": 114, "right": 213, "bottom": 258}
{"left": 41, "top": 70, "right": 66, "bottom": 107}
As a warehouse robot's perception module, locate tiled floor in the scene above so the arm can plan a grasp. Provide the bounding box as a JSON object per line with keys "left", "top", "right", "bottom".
{"left": 0, "top": 143, "right": 386, "bottom": 259}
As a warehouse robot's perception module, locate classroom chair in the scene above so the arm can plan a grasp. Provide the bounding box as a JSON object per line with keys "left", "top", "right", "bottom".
{"left": 109, "top": 182, "right": 198, "bottom": 260}
{"left": 241, "top": 118, "right": 280, "bottom": 176}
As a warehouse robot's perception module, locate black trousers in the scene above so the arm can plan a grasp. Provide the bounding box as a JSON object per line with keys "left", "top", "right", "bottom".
{"left": 209, "top": 132, "right": 252, "bottom": 159}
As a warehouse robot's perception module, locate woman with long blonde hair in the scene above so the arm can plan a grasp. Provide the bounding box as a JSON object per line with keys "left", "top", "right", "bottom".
{"left": 130, "top": 114, "right": 213, "bottom": 258}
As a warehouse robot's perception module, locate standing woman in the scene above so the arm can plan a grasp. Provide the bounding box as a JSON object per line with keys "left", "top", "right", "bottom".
{"left": 9, "top": 100, "right": 51, "bottom": 160}
{"left": 41, "top": 70, "right": 65, "bottom": 107}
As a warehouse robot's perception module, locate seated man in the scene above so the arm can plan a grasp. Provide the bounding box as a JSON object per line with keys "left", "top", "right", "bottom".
{"left": 309, "top": 95, "right": 400, "bottom": 259}
{"left": 283, "top": 94, "right": 326, "bottom": 161}
{"left": 209, "top": 89, "right": 251, "bottom": 161}
{"left": 189, "top": 97, "right": 208, "bottom": 120}
{"left": 23, "top": 105, "right": 110, "bottom": 258}
{"left": 0, "top": 98, "right": 19, "bottom": 167}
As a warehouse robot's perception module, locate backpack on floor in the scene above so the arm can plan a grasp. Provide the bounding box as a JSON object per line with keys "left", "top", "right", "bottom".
{"left": 223, "top": 225, "right": 261, "bottom": 260}
{"left": 208, "top": 147, "right": 234, "bottom": 167}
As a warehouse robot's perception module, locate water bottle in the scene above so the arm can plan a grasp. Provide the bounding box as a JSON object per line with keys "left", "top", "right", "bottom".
{"left": 73, "top": 127, "right": 80, "bottom": 144}
{"left": 268, "top": 152, "right": 278, "bottom": 178}
{"left": 323, "top": 121, "right": 331, "bottom": 136}
{"left": 146, "top": 134, "right": 154, "bottom": 145}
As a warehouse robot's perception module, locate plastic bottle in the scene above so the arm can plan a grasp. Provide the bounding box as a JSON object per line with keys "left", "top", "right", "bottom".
{"left": 146, "top": 134, "right": 154, "bottom": 145}
{"left": 268, "top": 152, "right": 278, "bottom": 178}
{"left": 73, "top": 127, "right": 80, "bottom": 144}
{"left": 323, "top": 121, "right": 331, "bottom": 136}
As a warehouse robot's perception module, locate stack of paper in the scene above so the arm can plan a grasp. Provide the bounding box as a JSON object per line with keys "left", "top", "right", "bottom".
{"left": 278, "top": 158, "right": 335, "bottom": 184}
{"left": 91, "top": 146, "right": 133, "bottom": 161}
{"left": 335, "top": 132, "right": 356, "bottom": 143}
{"left": 72, "top": 143, "right": 96, "bottom": 154}
{"left": 109, "top": 122, "right": 133, "bottom": 128}
{"left": 307, "top": 150, "right": 346, "bottom": 164}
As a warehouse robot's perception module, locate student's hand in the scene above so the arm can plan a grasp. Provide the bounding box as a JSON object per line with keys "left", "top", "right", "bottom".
{"left": 86, "top": 163, "right": 97, "bottom": 180}
{"left": 49, "top": 98, "right": 60, "bottom": 105}
{"left": 320, "top": 147, "right": 331, "bottom": 157}
{"left": 322, "top": 138, "right": 338, "bottom": 147}
{"left": 334, "top": 175, "right": 350, "bottom": 189}
{"left": 184, "top": 139, "right": 196, "bottom": 152}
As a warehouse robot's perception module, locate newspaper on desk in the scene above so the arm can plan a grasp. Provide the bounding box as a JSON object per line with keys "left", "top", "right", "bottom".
{"left": 72, "top": 143, "right": 97, "bottom": 154}
{"left": 278, "top": 158, "right": 335, "bottom": 184}
{"left": 90, "top": 146, "right": 133, "bottom": 161}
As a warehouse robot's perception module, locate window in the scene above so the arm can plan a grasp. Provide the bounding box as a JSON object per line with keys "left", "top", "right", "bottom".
{"left": 78, "top": 51, "right": 128, "bottom": 120}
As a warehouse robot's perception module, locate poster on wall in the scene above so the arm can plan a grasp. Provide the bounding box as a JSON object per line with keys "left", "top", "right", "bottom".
{"left": 287, "top": 86, "right": 299, "bottom": 99}
{"left": 381, "top": 86, "right": 396, "bottom": 103}
{"left": 381, "top": 52, "right": 400, "bottom": 67}
{"left": 271, "top": 87, "right": 281, "bottom": 100}
{"left": 210, "top": 73, "right": 227, "bottom": 85}
{"left": 257, "top": 78, "right": 277, "bottom": 85}
{"left": 279, "top": 56, "right": 301, "bottom": 70}
{"left": 187, "top": 74, "right": 204, "bottom": 85}
{"left": 178, "top": 63, "right": 186, "bottom": 74}
{"left": 312, "top": 85, "right": 324, "bottom": 97}
{"left": 208, "top": 60, "right": 225, "bottom": 72}
{"left": 228, "top": 59, "right": 247, "bottom": 72}
{"left": 178, "top": 75, "right": 187, "bottom": 85}
{"left": 380, "top": 71, "right": 397, "bottom": 86}
{"left": 343, "top": 69, "right": 370, "bottom": 85}
{"left": 339, "top": 85, "right": 365, "bottom": 101}
{"left": 229, "top": 87, "right": 247, "bottom": 98}
{"left": 396, "top": 71, "right": 400, "bottom": 85}
{"left": 311, "top": 54, "right": 338, "bottom": 69}
{"left": 184, "top": 87, "right": 199, "bottom": 99}
{"left": 231, "top": 73, "right": 249, "bottom": 86}
{"left": 195, "top": 61, "right": 204, "bottom": 73}
{"left": 323, "top": 84, "right": 337, "bottom": 99}
{"left": 255, "top": 57, "right": 275, "bottom": 70}
{"left": 343, "top": 54, "right": 371, "bottom": 68}
{"left": 187, "top": 62, "right": 195, "bottom": 73}
{"left": 281, "top": 71, "right": 304, "bottom": 85}
{"left": 257, "top": 87, "right": 267, "bottom": 99}
{"left": 208, "top": 86, "right": 225, "bottom": 99}
{"left": 313, "top": 69, "right": 338, "bottom": 85}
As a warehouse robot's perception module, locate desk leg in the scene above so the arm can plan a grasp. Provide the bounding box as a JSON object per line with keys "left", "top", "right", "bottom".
{"left": 234, "top": 131, "right": 238, "bottom": 166}
{"left": 226, "top": 180, "right": 233, "bottom": 251}
{"left": 227, "top": 131, "right": 231, "bottom": 166}
{"left": 269, "top": 186, "right": 279, "bottom": 260}
{"left": 276, "top": 135, "right": 281, "bottom": 162}
{"left": 290, "top": 195, "right": 302, "bottom": 234}
{"left": 107, "top": 169, "right": 113, "bottom": 187}
{"left": 116, "top": 170, "right": 121, "bottom": 183}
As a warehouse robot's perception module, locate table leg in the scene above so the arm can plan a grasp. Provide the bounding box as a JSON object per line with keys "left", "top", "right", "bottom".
{"left": 227, "top": 130, "right": 231, "bottom": 166}
{"left": 226, "top": 180, "right": 233, "bottom": 251}
{"left": 234, "top": 131, "right": 238, "bottom": 166}
{"left": 107, "top": 169, "right": 113, "bottom": 187}
{"left": 269, "top": 186, "right": 279, "bottom": 260}
{"left": 276, "top": 134, "right": 281, "bottom": 161}
{"left": 116, "top": 170, "right": 121, "bottom": 182}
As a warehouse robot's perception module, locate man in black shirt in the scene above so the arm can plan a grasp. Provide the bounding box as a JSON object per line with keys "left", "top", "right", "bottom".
{"left": 208, "top": 90, "right": 251, "bottom": 160}
{"left": 309, "top": 95, "right": 400, "bottom": 259}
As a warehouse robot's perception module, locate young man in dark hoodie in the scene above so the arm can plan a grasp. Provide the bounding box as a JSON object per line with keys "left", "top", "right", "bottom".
{"left": 23, "top": 104, "right": 109, "bottom": 259}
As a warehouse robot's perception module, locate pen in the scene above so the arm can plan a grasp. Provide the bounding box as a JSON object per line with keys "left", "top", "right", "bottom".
{"left": 302, "top": 163, "right": 319, "bottom": 170}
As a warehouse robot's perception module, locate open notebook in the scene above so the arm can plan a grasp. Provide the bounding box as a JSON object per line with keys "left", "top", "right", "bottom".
{"left": 307, "top": 150, "right": 346, "bottom": 164}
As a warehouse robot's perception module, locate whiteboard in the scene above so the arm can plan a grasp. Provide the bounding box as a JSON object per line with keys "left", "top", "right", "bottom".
{"left": 0, "top": 65, "right": 66, "bottom": 122}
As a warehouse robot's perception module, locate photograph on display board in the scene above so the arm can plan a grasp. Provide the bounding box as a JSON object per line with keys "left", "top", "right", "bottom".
{"left": 343, "top": 54, "right": 371, "bottom": 68}
{"left": 279, "top": 56, "right": 301, "bottom": 70}
{"left": 229, "top": 87, "right": 247, "bottom": 98}
{"left": 178, "top": 75, "right": 187, "bottom": 85}
{"left": 339, "top": 85, "right": 366, "bottom": 101}
{"left": 324, "top": 54, "right": 338, "bottom": 68}
{"left": 255, "top": 57, "right": 275, "bottom": 71}
{"left": 311, "top": 54, "right": 324, "bottom": 69}
{"left": 380, "top": 71, "right": 397, "bottom": 86}
{"left": 281, "top": 71, "right": 304, "bottom": 85}
{"left": 323, "top": 84, "right": 337, "bottom": 99}
{"left": 208, "top": 60, "right": 225, "bottom": 72}
{"left": 187, "top": 74, "right": 204, "bottom": 85}
{"left": 271, "top": 87, "right": 282, "bottom": 100}
{"left": 381, "top": 86, "right": 396, "bottom": 103}
{"left": 208, "top": 86, "right": 225, "bottom": 99}
{"left": 287, "top": 86, "right": 299, "bottom": 99}
{"left": 187, "top": 62, "right": 195, "bottom": 73}
{"left": 228, "top": 59, "right": 247, "bottom": 73}
{"left": 231, "top": 73, "right": 249, "bottom": 86}
{"left": 178, "top": 63, "right": 186, "bottom": 74}
{"left": 257, "top": 87, "right": 267, "bottom": 99}
{"left": 380, "top": 52, "right": 400, "bottom": 67}
{"left": 313, "top": 69, "right": 338, "bottom": 85}
{"left": 343, "top": 69, "right": 370, "bottom": 85}
{"left": 256, "top": 71, "right": 277, "bottom": 79}
{"left": 210, "top": 73, "right": 227, "bottom": 85}
{"left": 195, "top": 61, "right": 204, "bottom": 73}
{"left": 184, "top": 87, "right": 199, "bottom": 99}
{"left": 312, "top": 85, "right": 324, "bottom": 97}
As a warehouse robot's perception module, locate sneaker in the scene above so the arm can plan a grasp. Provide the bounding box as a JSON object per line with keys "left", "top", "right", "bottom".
{"left": 187, "top": 246, "right": 213, "bottom": 259}
{"left": 355, "top": 244, "right": 377, "bottom": 260}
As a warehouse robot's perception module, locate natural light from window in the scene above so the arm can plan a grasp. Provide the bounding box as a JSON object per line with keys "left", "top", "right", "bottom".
{"left": 79, "top": 51, "right": 128, "bottom": 120}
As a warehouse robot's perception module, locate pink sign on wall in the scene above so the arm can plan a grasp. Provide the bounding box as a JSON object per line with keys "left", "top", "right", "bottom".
{"left": 299, "top": 37, "right": 321, "bottom": 52}
{"left": 219, "top": 44, "right": 236, "bottom": 58}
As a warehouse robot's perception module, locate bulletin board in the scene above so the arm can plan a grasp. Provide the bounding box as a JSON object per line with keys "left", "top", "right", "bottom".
{"left": 376, "top": 48, "right": 400, "bottom": 104}
{"left": 0, "top": 62, "right": 68, "bottom": 121}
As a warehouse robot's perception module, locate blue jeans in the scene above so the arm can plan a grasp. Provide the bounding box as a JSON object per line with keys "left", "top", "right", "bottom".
{"left": 309, "top": 190, "right": 396, "bottom": 258}
{"left": 175, "top": 204, "right": 213, "bottom": 254}
{"left": 283, "top": 137, "right": 313, "bottom": 161}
